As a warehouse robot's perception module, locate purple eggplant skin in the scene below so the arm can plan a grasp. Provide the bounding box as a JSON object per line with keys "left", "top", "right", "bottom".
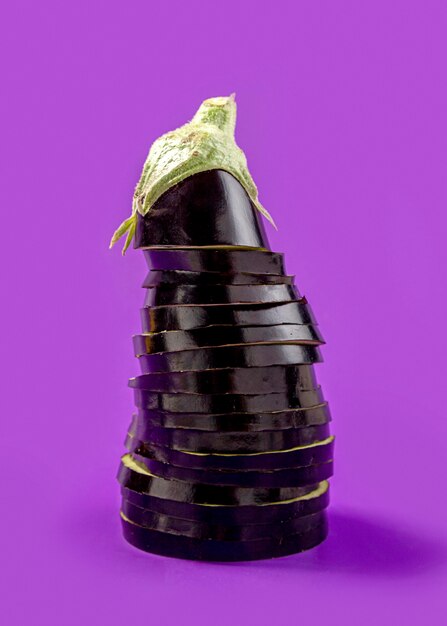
{"left": 121, "top": 481, "right": 329, "bottom": 525}
{"left": 134, "top": 170, "right": 270, "bottom": 249}
{"left": 126, "top": 419, "right": 330, "bottom": 453}
{"left": 132, "top": 387, "right": 325, "bottom": 414}
{"left": 121, "top": 513, "right": 328, "bottom": 561}
{"left": 121, "top": 500, "right": 325, "bottom": 542}
{"left": 141, "top": 300, "right": 317, "bottom": 332}
{"left": 127, "top": 450, "right": 334, "bottom": 488}
{"left": 143, "top": 248, "right": 285, "bottom": 275}
{"left": 134, "top": 403, "right": 331, "bottom": 431}
{"left": 129, "top": 365, "right": 319, "bottom": 395}
{"left": 117, "top": 456, "right": 322, "bottom": 506}
{"left": 137, "top": 343, "right": 323, "bottom": 373}
{"left": 143, "top": 283, "right": 301, "bottom": 306}
{"left": 143, "top": 270, "right": 294, "bottom": 287}
{"left": 126, "top": 436, "right": 334, "bottom": 471}
{"left": 132, "top": 325, "right": 324, "bottom": 356}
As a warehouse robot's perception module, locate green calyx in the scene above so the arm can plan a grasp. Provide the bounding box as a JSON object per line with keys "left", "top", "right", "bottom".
{"left": 110, "top": 95, "right": 276, "bottom": 254}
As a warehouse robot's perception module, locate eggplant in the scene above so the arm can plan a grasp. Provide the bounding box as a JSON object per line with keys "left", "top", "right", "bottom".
{"left": 126, "top": 419, "right": 330, "bottom": 453}
{"left": 121, "top": 513, "right": 328, "bottom": 561}
{"left": 135, "top": 170, "right": 270, "bottom": 249}
{"left": 132, "top": 387, "right": 325, "bottom": 414}
{"left": 127, "top": 436, "right": 335, "bottom": 471}
{"left": 143, "top": 283, "right": 300, "bottom": 306}
{"left": 118, "top": 454, "right": 323, "bottom": 506}
{"left": 135, "top": 403, "right": 331, "bottom": 431}
{"left": 121, "top": 480, "right": 329, "bottom": 525}
{"left": 127, "top": 450, "right": 333, "bottom": 487}
{"left": 143, "top": 269, "right": 293, "bottom": 287}
{"left": 122, "top": 500, "right": 325, "bottom": 541}
{"left": 143, "top": 248, "right": 285, "bottom": 275}
{"left": 138, "top": 343, "right": 323, "bottom": 373}
{"left": 132, "top": 324, "right": 323, "bottom": 355}
{"left": 140, "top": 299, "right": 317, "bottom": 332}
{"left": 129, "top": 365, "right": 319, "bottom": 395}
{"left": 112, "top": 96, "right": 333, "bottom": 559}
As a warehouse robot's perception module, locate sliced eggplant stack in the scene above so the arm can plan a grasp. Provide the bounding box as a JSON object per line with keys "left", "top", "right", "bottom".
{"left": 111, "top": 95, "right": 334, "bottom": 560}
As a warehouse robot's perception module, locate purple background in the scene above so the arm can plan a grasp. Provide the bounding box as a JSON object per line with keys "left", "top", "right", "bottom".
{"left": 1, "top": 1, "right": 446, "bottom": 624}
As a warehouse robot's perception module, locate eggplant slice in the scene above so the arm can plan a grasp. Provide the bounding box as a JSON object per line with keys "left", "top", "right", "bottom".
{"left": 129, "top": 364, "right": 319, "bottom": 395}
{"left": 132, "top": 324, "right": 324, "bottom": 355}
{"left": 143, "top": 269, "right": 293, "bottom": 287}
{"left": 121, "top": 512, "right": 328, "bottom": 561}
{"left": 122, "top": 500, "right": 325, "bottom": 541}
{"left": 143, "top": 283, "right": 301, "bottom": 306}
{"left": 132, "top": 387, "right": 325, "bottom": 414}
{"left": 127, "top": 437, "right": 335, "bottom": 471}
{"left": 126, "top": 418, "right": 330, "bottom": 453}
{"left": 141, "top": 300, "right": 317, "bottom": 332}
{"left": 121, "top": 480, "right": 329, "bottom": 525}
{"left": 138, "top": 343, "right": 323, "bottom": 373}
{"left": 118, "top": 453, "right": 324, "bottom": 506}
{"left": 127, "top": 450, "right": 333, "bottom": 488}
{"left": 143, "top": 248, "right": 285, "bottom": 274}
{"left": 135, "top": 403, "right": 331, "bottom": 431}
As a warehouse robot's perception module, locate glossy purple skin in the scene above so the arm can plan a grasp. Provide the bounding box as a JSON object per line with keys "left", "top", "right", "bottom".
{"left": 132, "top": 324, "right": 324, "bottom": 355}
{"left": 135, "top": 170, "right": 270, "bottom": 249}
{"left": 126, "top": 417, "right": 330, "bottom": 453}
{"left": 143, "top": 269, "right": 294, "bottom": 286}
{"left": 140, "top": 299, "right": 317, "bottom": 332}
{"left": 127, "top": 450, "right": 334, "bottom": 488}
{"left": 121, "top": 501, "right": 326, "bottom": 541}
{"left": 143, "top": 283, "right": 301, "bottom": 306}
{"left": 126, "top": 437, "right": 334, "bottom": 471}
{"left": 120, "top": 515, "right": 328, "bottom": 561}
{"left": 117, "top": 459, "right": 323, "bottom": 506}
{"left": 137, "top": 343, "right": 323, "bottom": 374}
{"left": 143, "top": 248, "right": 286, "bottom": 274}
{"left": 121, "top": 483, "right": 330, "bottom": 526}
{"left": 132, "top": 387, "right": 325, "bottom": 414}
{"left": 134, "top": 403, "right": 331, "bottom": 431}
{"left": 128, "top": 364, "right": 319, "bottom": 395}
